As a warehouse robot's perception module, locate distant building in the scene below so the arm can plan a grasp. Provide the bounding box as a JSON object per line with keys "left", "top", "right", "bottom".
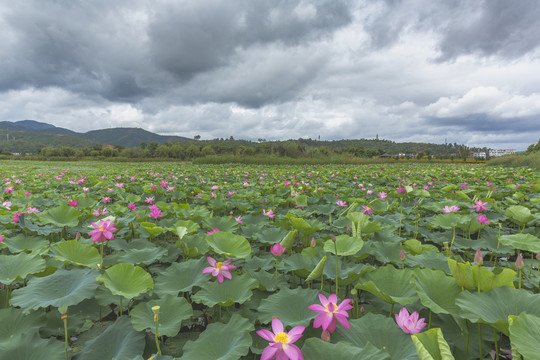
{"left": 472, "top": 149, "right": 516, "bottom": 158}
{"left": 489, "top": 149, "right": 516, "bottom": 157}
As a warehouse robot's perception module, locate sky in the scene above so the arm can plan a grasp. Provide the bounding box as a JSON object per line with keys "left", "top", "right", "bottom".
{"left": 1, "top": 0, "right": 539, "bottom": 151}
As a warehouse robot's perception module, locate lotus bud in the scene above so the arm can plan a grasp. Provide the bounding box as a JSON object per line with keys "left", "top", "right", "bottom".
{"left": 516, "top": 253, "right": 524, "bottom": 269}
{"left": 346, "top": 223, "right": 351, "bottom": 231}
{"left": 321, "top": 330, "right": 331, "bottom": 342}
{"left": 310, "top": 237, "right": 316, "bottom": 247}
{"left": 536, "top": 253, "right": 540, "bottom": 261}
{"left": 474, "top": 249, "right": 483, "bottom": 266}
{"left": 75, "top": 232, "right": 81, "bottom": 240}
{"left": 399, "top": 249, "right": 406, "bottom": 261}
{"left": 331, "top": 234, "right": 336, "bottom": 242}
{"left": 152, "top": 305, "right": 160, "bottom": 322}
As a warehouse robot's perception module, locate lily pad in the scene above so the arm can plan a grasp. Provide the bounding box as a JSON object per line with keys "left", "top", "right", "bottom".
{"left": 130, "top": 294, "right": 193, "bottom": 337}
{"left": 10, "top": 268, "right": 100, "bottom": 312}
{"left": 96, "top": 263, "right": 154, "bottom": 300}
{"left": 301, "top": 338, "right": 391, "bottom": 360}
{"left": 411, "top": 327, "right": 455, "bottom": 360}
{"left": 191, "top": 273, "right": 258, "bottom": 307}
{"left": 356, "top": 266, "right": 418, "bottom": 306}
{"left": 0, "top": 253, "right": 46, "bottom": 285}
{"left": 257, "top": 287, "right": 319, "bottom": 327}
{"left": 180, "top": 314, "right": 253, "bottom": 360}
{"left": 74, "top": 316, "right": 145, "bottom": 360}
{"left": 54, "top": 240, "right": 101, "bottom": 268}
{"left": 206, "top": 231, "right": 251, "bottom": 258}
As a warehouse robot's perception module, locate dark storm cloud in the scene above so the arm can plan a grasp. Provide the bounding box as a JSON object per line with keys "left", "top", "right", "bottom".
{"left": 148, "top": 0, "right": 352, "bottom": 79}
{"left": 424, "top": 114, "right": 538, "bottom": 133}
{"left": 437, "top": 0, "right": 540, "bottom": 60}
{"left": 0, "top": 0, "right": 154, "bottom": 101}
{"left": 362, "top": 0, "right": 540, "bottom": 60}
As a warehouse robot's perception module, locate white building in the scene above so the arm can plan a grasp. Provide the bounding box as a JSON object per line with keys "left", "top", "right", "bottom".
{"left": 489, "top": 149, "right": 516, "bottom": 157}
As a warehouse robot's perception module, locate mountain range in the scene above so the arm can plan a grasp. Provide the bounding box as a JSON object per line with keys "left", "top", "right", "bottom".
{"left": 0, "top": 120, "right": 190, "bottom": 153}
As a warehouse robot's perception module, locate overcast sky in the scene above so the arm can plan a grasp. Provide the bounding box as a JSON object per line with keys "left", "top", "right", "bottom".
{"left": 1, "top": 0, "right": 539, "bottom": 150}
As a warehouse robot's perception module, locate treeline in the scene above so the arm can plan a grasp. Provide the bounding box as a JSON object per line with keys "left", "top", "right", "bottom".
{"left": 34, "top": 138, "right": 469, "bottom": 161}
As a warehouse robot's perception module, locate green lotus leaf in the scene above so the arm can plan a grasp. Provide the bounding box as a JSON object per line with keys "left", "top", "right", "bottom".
{"left": 471, "top": 266, "right": 516, "bottom": 292}
{"left": 430, "top": 213, "right": 469, "bottom": 230}
{"left": 96, "top": 263, "right": 153, "bottom": 300}
{"left": 505, "top": 205, "right": 535, "bottom": 227}
{"left": 176, "top": 233, "right": 210, "bottom": 258}
{"left": 191, "top": 273, "right": 258, "bottom": 307}
{"left": 324, "top": 235, "right": 364, "bottom": 256}
{"left": 0, "top": 308, "right": 45, "bottom": 342}
{"left": 141, "top": 222, "right": 165, "bottom": 235}
{"left": 180, "top": 314, "right": 253, "bottom": 360}
{"left": 0, "top": 334, "right": 65, "bottom": 360}
{"left": 257, "top": 287, "right": 319, "bottom": 327}
{"left": 54, "top": 240, "right": 101, "bottom": 268}
{"left": 253, "top": 227, "right": 288, "bottom": 245}
{"left": 279, "top": 230, "right": 297, "bottom": 251}
{"left": 116, "top": 247, "right": 168, "bottom": 266}
{"left": 301, "top": 338, "right": 391, "bottom": 360}
{"left": 203, "top": 216, "right": 239, "bottom": 233}
{"left": 411, "top": 328, "right": 455, "bottom": 360}
{"left": 2, "top": 234, "right": 50, "bottom": 254}
{"left": 306, "top": 256, "right": 327, "bottom": 282}
{"left": 154, "top": 257, "right": 209, "bottom": 296}
{"left": 130, "top": 294, "right": 193, "bottom": 337}
{"left": 456, "top": 287, "right": 540, "bottom": 335}
{"left": 413, "top": 269, "right": 462, "bottom": 315}
{"left": 37, "top": 205, "right": 81, "bottom": 227}
{"left": 356, "top": 266, "right": 418, "bottom": 305}
{"left": 508, "top": 312, "right": 540, "bottom": 359}
{"left": 75, "top": 316, "right": 145, "bottom": 360}
{"left": 499, "top": 233, "right": 540, "bottom": 253}
{"left": 0, "top": 253, "right": 46, "bottom": 285}
{"left": 173, "top": 219, "right": 200, "bottom": 233}
{"left": 206, "top": 231, "right": 251, "bottom": 258}
{"left": 10, "top": 268, "right": 100, "bottom": 312}
{"left": 447, "top": 259, "right": 475, "bottom": 290}
{"left": 286, "top": 213, "right": 315, "bottom": 234}
{"left": 332, "top": 313, "right": 418, "bottom": 360}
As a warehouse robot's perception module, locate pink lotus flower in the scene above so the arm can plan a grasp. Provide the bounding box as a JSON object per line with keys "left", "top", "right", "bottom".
{"left": 150, "top": 208, "right": 164, "bottom": 219}
{"left": 127, "top": 203, "right": 137, "bottom": 211}
{"left": 102, "top": 196, "right": 111, "bottom": 203}
{"left": 442, "top": 205, "right": 460, "bottom": 213}
{"left": 145, "top": 197, "right": 155, "bottom": 204}
{"left": 308, "top": 293, "right": 353, "bottom": 333}
{"left": 3, "top": 201, "right": 12, "bottom": 210}
{"left": 234, "top": 216, "right": 243, "bottom": 224}
{"left": 68, "top": 200, "right": 78, "bottom": 207}
{"left": 11, "top": 212, "right": 22, "bottom": 222}
{"left": 378, "top": 192, "right": 387, "bottom": 200}
{"left": 206, "top": 228, "right": 220, "bottom": 235}
{"left": 92, "top": 207, "right": 109, "bottom": 217}
{"left": 395, "top": 307, "right": 426, "bottom": 334}
{"left": 263, "top": 209, "right": 275, "bottom": 219}
{"left": 26, "top": 207, "right": 40, "bottom": 214}
{"left": 336, "top": 200, "right": 347, "bottom": 207}
{"left": 362, "top": 206, "right": 373, "bottom": 215}
{"left": 202, "top": 256, "right": 236, "bottom": 283}
{"left": 0, "top": 235, "right": 4, "bottom": 243}
{"left": 477, "top": 215, "right": 491, "bottom": 224}
{"left": 472, "top": 200, "right": 488, "bottom": 212}
{"left": 256, "top": 318, "right": 305, "bottom": 360}
{"left": 88, "top": 219, "right": 118, "bottom": 243}
{"left": 271, "top": 243, "right": 286, "bottom": 256}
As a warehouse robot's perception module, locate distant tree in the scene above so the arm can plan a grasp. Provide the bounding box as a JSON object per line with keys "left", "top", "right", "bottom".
{"left": 140, "top": 142, "right": 147, "bottom": 149}
{"left": 194, "top": 135, "right": 201, "bottom": 140}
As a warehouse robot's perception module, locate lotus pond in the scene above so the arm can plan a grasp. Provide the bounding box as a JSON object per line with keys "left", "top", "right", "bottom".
{"left": 0, "top": 161, "right": 539, "bottom": 359}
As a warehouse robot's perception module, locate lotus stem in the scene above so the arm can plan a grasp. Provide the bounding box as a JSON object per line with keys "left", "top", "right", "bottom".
{"left": 518, "top": 269, "right": 522, "bottom": 289}
{"left": 449, "top": 227, "right": 456, "bottom": 253}
{"left": 334, "top": 240, "right": 339, "bottom": 296}
{"left": 478, "top": 323, "right": 482, "bottom": 359}
{"left": 275, "top": 258, "right": 279, "bottom": 290}
{"left": 119, "top": 297, "right": 123, "bottom": 316}
{"left": 62, "top": 313, "right": 69, "bottom": 360}
{"left": 493, "top": 328, "right": 499, "bottom": 360}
